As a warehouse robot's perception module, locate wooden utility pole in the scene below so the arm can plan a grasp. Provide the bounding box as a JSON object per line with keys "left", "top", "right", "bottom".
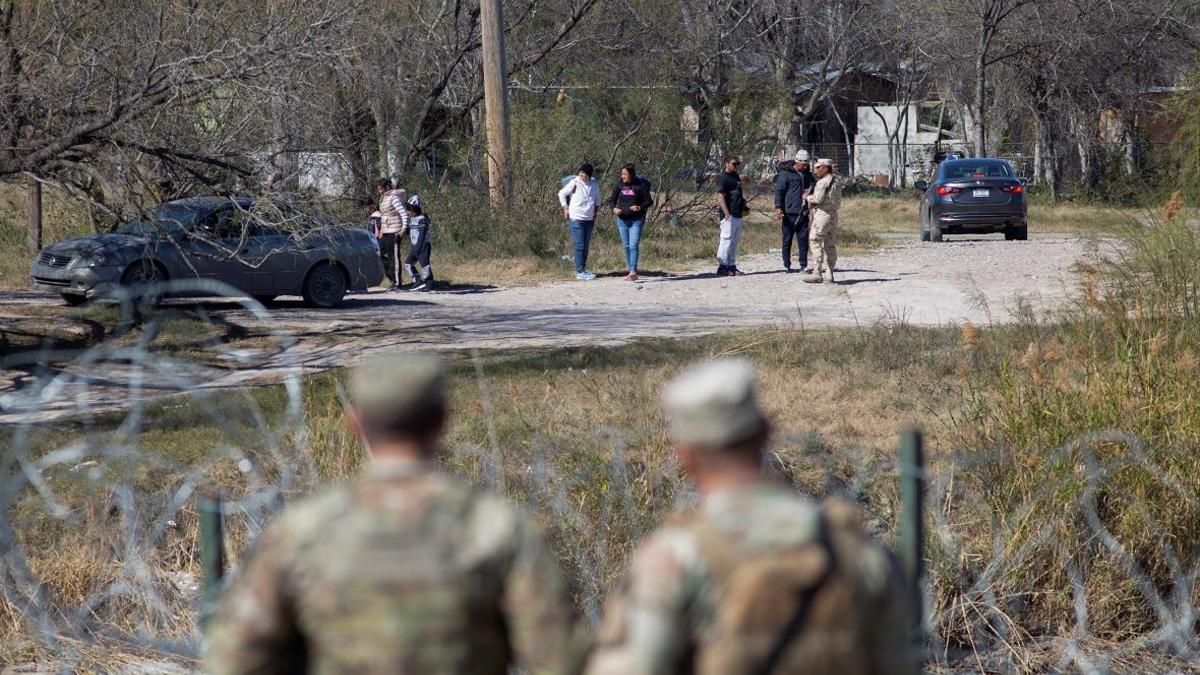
{"left": 26, "top": 177, "right": 42, "bottom": 255}
{"left": 480, "top": 0, "right": 511, "bottom": 207}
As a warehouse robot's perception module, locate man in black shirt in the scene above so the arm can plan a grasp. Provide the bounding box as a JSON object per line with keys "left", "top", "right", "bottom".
{"left": 715, "top": 155, "right": 747, "bottom": 276}
{"left": 774, "top": 150, "right": 817, "bottom": 272}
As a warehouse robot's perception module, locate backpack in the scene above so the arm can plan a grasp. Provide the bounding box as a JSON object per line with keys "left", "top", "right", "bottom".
{"left": 689, "top": 499, "right": 880, "bottom": 675}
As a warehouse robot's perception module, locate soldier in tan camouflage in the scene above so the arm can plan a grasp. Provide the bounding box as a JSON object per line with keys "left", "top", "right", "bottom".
{"left": 584, "top": 359, "right": 920, "bottom": 675}
{"left": 205, "top": 354, "right": 574, "bottom": 675}
{"left": 803, "top": 158, "right": 843, "bottom": 285}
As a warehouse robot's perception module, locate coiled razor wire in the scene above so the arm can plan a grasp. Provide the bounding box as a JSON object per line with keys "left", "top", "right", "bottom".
{"left": 1, "top": 290, "right": 1198, "bottom": 672}
{"left": 1, "top": 280, "right": 308, "bottom": 669}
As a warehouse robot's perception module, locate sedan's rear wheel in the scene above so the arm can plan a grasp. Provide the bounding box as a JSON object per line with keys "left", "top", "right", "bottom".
{"left": 1004, "top": 225, "right": 1028, "bottom": 241}
{"left": 302, "top": 264, "right": 347, "bottom": 308}
{"left": 930, "top": 223, "right": 943, "bottom": 242}
{"left": 920, "top": 229, "right": 930, "bottom": 242}
{"left": 61, "top": 293, "right": 88, "bottom": 306}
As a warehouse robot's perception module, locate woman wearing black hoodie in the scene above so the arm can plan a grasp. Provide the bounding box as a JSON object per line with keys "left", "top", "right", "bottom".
{"left": 609, "top": 163, "right": 653, "bottom": 281}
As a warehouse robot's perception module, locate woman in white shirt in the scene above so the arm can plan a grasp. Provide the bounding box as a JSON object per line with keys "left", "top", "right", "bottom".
{"left": 557, "top": 163, "right": 600, "bottom": 280}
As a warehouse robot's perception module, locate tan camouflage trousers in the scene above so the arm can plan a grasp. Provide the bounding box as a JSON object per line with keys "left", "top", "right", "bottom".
{"left": 809, "top": 209, "right": 838, "bottom": 273}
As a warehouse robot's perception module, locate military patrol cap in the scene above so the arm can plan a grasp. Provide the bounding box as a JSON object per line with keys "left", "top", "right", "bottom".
{"left": 815, "top": 158, "right": 834, "bottom": 169}
{"left": 662, "top": 358, "right": 767, "bottom": 449}
{"left": 351, "top": 353, "right": 446, "bottom": 432}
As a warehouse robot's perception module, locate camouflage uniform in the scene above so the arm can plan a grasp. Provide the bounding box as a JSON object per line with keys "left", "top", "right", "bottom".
{"left": 584, "top": 484, "right": 917, "bottom": 675}
{"left": 206, "top": 354, "right": 574, "bottom": 675}
{"left": 805, "top": 166, "right": 842, "bottom": 283}
{"left": 205, "top": 459, "right": 573, "bottom": 675}
{"left": 585, "top": 358, "right": 919, "bottom": 675}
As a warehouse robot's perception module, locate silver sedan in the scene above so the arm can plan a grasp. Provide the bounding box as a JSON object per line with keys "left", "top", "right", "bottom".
{"left": 30, "top": 196, "right": 384, "bottom": 307}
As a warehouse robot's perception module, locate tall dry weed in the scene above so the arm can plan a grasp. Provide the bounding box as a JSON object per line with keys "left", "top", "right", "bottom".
{"left": 944, "top": 203, "right": 1200, "bottom": 652}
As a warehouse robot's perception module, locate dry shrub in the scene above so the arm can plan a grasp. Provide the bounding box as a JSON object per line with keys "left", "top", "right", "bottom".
{"left": 942, "top": 210, "right": 1200, "bottom": 656}
{"left": 1164, "top": 190, "right": 1183, "bottom": 222}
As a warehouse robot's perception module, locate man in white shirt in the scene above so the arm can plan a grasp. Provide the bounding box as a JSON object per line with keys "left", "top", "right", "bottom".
{"left": 557, "top": 163, "right": 600, "bottom": 280}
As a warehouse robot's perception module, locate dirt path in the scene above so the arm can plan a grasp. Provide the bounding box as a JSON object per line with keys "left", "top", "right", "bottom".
{"left": 1, "top": 235, "right": 1095, "bottom": 422}
{"left": 272, "top": 235, "right": 1092, "bottom": 360}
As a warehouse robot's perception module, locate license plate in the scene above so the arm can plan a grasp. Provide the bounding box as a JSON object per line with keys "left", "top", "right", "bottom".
{"left": 972, "top": 188, "right": 989, "bottom": 198}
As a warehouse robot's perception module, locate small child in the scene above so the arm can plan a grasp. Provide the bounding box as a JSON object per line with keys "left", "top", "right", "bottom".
{"left": 361, "top": 198, "right": 381, "bottom": 239}
{"left": 403, "top": 195, "right": 434, "bottom": 292}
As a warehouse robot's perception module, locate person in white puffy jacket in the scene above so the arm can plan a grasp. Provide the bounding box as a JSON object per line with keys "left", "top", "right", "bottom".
{"left": 557, "top": 163, "right": 601, "bottom": 280}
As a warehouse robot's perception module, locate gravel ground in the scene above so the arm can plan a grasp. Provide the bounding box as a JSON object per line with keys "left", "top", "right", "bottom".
{"left": 266, "top": 235, "right": 1096, "bottom": 361}
{"left": 0, "top": 235, "right": 1098, "bottom": 421}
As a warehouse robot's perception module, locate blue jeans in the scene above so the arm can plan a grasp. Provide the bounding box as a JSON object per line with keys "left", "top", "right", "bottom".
{"left": 616, "top": 217, "right": 644, "bottom": 271}
{"left": 568, "top": 219, "right": 595, "bottom": 273}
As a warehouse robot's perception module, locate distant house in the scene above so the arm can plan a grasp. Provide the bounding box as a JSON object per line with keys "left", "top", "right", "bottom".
{"left": 791, "top": 67, "right": 902, "bottom": 171}
{"left": 855, "top": 103, "right": 967, "bottom": 184}
{"left": 679, "top": 62, "right": 963, "bottom": 183}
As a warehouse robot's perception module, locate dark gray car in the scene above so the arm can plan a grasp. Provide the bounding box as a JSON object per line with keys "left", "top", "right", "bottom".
{"left": 915, "top": 158, "right": 1027, "bottom": 242}
{"left": 30, "top": 196, "right": 385, "bottom": 307}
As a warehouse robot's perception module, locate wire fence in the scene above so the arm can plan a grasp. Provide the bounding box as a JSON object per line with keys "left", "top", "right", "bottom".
{"left": 1, "top": 285, "right": 1198, "bottom": 672}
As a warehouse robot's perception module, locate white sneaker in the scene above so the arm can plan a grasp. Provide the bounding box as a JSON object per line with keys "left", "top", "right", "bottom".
{"left": 577, "top": 271, "right": 596, "bottom": 281}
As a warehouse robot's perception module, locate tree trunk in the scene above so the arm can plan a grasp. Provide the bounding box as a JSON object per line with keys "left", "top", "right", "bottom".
{"left": 1122, "top": 117, "right": 1137, "bottom": 175}
{"left": 1077, "top": 133, "right": 1094, "bottom": 189}
{"left": 372, "top": 101, "right": 390, "bottom": 180}
{"left": 1033, "top": 115, "right": 1043, "bottom": 184}
{"left": 974, "top": 34, "right": 988, "bottom": 157}
{"left": 386, "top": 122, "right": 404, "bottom": 181}
{"left": 957, "top": 102, "right": 976, "bottom": 155}
{"left": 1035, "top": 116, "right": 1060, "bottom": 200}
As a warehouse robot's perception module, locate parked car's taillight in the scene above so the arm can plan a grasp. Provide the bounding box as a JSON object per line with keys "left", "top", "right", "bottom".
{"left": 1000, "top": 183, "right": 1024, "bottom": 194}
{"left": 936, "top": 186, "right": 962, "bottom": 196}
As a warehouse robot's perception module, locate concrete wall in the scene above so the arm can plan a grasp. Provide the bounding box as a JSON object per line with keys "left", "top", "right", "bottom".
{"left": 854, "top": 105, "right": 941, "bottom": 183}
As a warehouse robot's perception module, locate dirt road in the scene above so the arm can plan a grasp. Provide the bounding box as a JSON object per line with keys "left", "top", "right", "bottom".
{"left": 1, "top": 235, "right": 1095, "bottom": 421}
{"left": 268, "top": 235, "right": 1093, "bottom": 363}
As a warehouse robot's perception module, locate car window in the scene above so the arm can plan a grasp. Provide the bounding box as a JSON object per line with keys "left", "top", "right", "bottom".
{"left": 220, "top": 208, "right": 252, "bottom": 239}
{"left": 195, "top": 207, "right": 252, "bottom": 240}
{"left": 944, "top": 162, "right": 1012, "bottom": 179}
{"left": 118, "top": 205, "right": 200, "bottom": 237}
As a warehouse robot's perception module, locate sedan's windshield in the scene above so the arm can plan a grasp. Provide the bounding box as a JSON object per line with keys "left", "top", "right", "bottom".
{"left": 117, "top": 204, "right": 204, "bottom": 237}
{"left": 942, "top": 162, "right": 1013, "bottom": 180}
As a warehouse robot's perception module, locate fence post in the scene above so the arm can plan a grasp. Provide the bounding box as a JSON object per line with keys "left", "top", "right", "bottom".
{"left": 198, "top": 493, "right": 225, "bottom": 628}
{"left": 899, "top": 429, "right": 925, "bottom": 640}
{"left": 26, "top": 177, "right": 42, "bottom": 256}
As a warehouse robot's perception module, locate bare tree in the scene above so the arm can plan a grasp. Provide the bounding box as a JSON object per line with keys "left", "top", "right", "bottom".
{"left": 0, "top": 0, "right": 354, "bottom": 192}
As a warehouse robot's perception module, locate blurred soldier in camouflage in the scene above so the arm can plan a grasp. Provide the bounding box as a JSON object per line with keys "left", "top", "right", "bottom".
{"left": 584, "top": 359, "right": 919, "bottom": 675}
{"left": 803, "top": 158, "right": 843, "bottom": 285}
{"left": 205, "top": 354, "right": 574, "bottom": 675}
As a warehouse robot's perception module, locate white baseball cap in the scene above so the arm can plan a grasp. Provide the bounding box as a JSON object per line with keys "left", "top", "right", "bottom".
{"left": 794, "top": 150, "right": 811, "bottom": 162}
